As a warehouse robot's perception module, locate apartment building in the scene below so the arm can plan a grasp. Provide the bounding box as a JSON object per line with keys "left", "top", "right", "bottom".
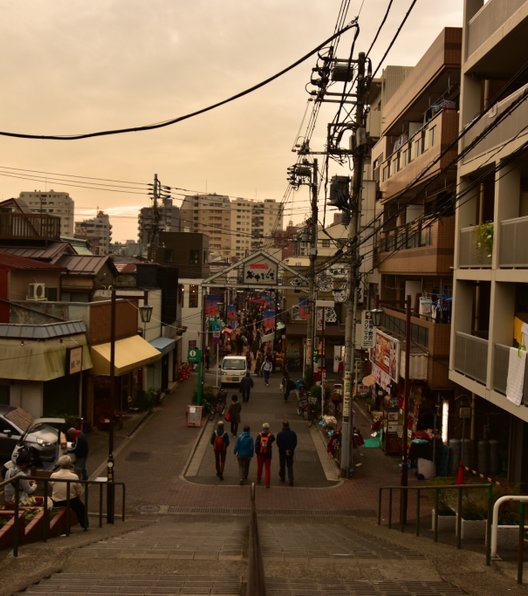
{"left": 138, "top": 197, "right": 180, "bottom": 258}
{"left": 251, "top": 199, "right": 283, "bottom": 252}
{"left": 369, "top": 27, "right": 462, "bottom": 449}
{"left": 450, "top": 0, "right": 528, "bottom": 486}
{"left": 75, "top": 210, "right": 112, "bottom": 255}
{"left": 19, "top": 190, "right": 74, "bottom": 237}
{"left": 231, "top": 197, "right": 253, "bottom": 258}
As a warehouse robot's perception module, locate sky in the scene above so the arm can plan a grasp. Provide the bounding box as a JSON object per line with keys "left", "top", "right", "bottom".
{"left": 0, "top": 0, "right": 464, "bottom": 242}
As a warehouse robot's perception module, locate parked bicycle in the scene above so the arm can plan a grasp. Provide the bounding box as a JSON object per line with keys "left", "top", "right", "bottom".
{"left": 296, "top": 392, "right": 320, "bottom": 427}
{"left": 207, "top": 389, "right": 227, "bottom": 421}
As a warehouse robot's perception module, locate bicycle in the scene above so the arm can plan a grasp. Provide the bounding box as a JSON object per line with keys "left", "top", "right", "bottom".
{"left": 207, "top": 389, "right": 227, "bottom": 421}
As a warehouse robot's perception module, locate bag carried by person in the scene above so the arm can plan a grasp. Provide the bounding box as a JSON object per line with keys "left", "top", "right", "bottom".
{"left": 214, "top": 433, "right": 225, "bottom": 451}
{"left": 259, "top": 433, "right": 270, "bottom": 455}
{"left": 224, "top": 410, "right": 232, "bottom": 422}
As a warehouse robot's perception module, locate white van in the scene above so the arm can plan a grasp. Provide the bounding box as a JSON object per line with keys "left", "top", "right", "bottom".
{"left": 220, "top": 355, "right": 248, "bottom": 387}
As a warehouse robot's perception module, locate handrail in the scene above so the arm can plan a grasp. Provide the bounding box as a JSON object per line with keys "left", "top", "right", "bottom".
{"left": 246, "top": 482, "right": 266, "bottom": 596}
{"left": 378, "top": 483, "right": 493, "bottom": 564}
{"left": 490, "top": 495, "right": 527, "bottom": 585}
{"left": 2, "top": 474, "right": 126, "bottom": 557}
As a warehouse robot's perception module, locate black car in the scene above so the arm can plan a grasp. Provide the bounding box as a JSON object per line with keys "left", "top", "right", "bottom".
{"left": 0, "top": 405, "right": 66, "bottom": 471}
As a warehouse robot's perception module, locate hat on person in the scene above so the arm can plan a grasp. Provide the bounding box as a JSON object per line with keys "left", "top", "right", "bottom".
{"left": 217, "top": 420, "right": 224, "bottom": 427}
{"left": 262, "top": 422, "right": 270, "bottom": 430}
{"left": 58, "top": 455, "right": 73, "bottom": 468}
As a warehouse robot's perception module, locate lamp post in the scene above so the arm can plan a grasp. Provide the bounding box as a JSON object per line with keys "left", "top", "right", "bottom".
{"left": 370, "top": 295, "right": 412, "bottom": 527}
{"left": 139, "top": 304, "right": 153, "bottom": 339}
{"left": 107, "top": 290, "right": 149, "bottom": 524}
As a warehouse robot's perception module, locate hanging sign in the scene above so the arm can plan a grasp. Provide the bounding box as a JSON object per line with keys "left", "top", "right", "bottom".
{"left": 242, "top": 255, "right": 277, "bottom": 285}
{"left": 361, "top": 311, "right": 375, "bottom": 348}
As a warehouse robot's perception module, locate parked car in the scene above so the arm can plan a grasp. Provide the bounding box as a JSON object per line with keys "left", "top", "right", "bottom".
{"left": 0, "top": 405, "right": 66, "bottom": 471}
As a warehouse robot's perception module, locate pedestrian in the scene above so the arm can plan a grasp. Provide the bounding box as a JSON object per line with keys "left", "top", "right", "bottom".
{"left": 239, "top": 371, "right": 254, "bottom": 403}
{"left": 4, "top": 451, "right": 37, "bottom": 506}
{"left": 67, "top": 427, "right": 89, "bottom": 481}
{"left": 234, "top": 425, "right": 254, "bottom": 485}
{"left": 205, "top": 347, "right": 211, "bottom": 371}
{"left": 281, "top": 373, "right": 296, "bottom": 402}
{"left": 50, "top": 455, "right": 89, "bottom": 530}
{"left": 261, "top": 356, "right": 273, "bottom": 386}
{"left": 255, "top": 422, "right": 275, "bottom": 488}
{"left": 227, "top": 394, "right": 242, "bottom": 436}
{"left": 210, "top": 420, "right": 229, "bottom": 480}
{"left": 276, "top": 420, "right": 297, "bottom": 486}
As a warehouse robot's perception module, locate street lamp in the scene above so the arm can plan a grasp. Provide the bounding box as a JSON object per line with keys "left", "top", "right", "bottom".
{"left": 139, "top": 304, "right": 153, "bottom": 338}
{"left": 370, "top": 296, "right": 412, "bottom": 527}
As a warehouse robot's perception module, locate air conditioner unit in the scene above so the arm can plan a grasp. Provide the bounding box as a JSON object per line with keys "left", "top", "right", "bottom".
{"left": 27, "top": 282, "right": 47, "bottom": 301}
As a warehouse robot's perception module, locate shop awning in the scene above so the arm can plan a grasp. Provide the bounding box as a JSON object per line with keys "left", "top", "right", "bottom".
{"left": 150, "top": 336, "right": 179, "bottom": 356}
{"left": 91, "top": 335, "right": 161, "bottom": 376}
{"left": 0, "top": 335, "right": 92, "bottom": 382}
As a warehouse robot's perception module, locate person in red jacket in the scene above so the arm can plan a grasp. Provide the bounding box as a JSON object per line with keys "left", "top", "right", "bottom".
{"left": 255, "top": 422, "right": 275, "bottom": 488}
{"left": 210, "top": 420, "right": 230, "bottom": 480}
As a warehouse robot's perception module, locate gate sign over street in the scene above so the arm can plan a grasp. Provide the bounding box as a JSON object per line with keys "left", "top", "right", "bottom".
{"left": 242, "top": 255, "right": 277, "bottom": 285}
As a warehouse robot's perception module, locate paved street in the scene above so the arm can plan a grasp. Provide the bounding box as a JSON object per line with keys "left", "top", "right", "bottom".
{"left": 1, "top": 372, "right": 527, "bottom": 595}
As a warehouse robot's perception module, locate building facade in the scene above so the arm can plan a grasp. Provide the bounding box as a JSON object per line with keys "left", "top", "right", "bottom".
{"left": 138, "top": 198, "right": 180, "bottom": 258}
{"left": 75, "top": 210, "right": 112, "bottom": 255}
{"left": 450, "top": 0, "right": 528, "bottom": 487}
{"left": 19, "top": 190, "right": 74, "bottom": 237}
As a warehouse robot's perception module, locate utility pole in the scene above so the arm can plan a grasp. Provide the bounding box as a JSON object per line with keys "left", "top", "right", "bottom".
{"left": 306, "top": 158, "right": 319, "bottom": 379}
{"left": 147, "top": 174, "right": 160, "bottom": 261}
{"left": 340, "top": 52, "right": 369, "bottom": 478}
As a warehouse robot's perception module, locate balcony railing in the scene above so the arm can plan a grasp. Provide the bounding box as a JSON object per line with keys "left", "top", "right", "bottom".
{"left": 458, "top": 225, "right": 492, "bottom": 268}
{"left": 454, "top": 331, "right": 488, "bottom": 384}
{"left": 493, "top": 343, "right": 528, "bottom": 405}
{"left": 379, "top": 223, "right": 432, "bottom": 253}
{"left": 0, "top": 211, "right": 61, "bottom": 241}
{"left": 499, "top": 215, "right": 528, "bottom": 268}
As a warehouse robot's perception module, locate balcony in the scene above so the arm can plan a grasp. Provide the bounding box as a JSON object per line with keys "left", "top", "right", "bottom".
{"left": 454, "top": 331, "right": 488, "bottom": 384}
{"left": 458, "top": 225, "right": 492, "bottom": 268}
{"left": 461, "top": 83, "right": 528, "bottom": 164}
{"left": 377, "top": 217, "right": 454, "bottom": 275}
{"left": 0, "top": 211, "right": 61, "bottom": 242}
{"left": 499, "top": 215, "right": 528, "bottom": 268}
{"left": 378, "top": 109, "right": 459, "bottom": 198}
{"left": 493, "top": 342, "right": 528, "bottom": 405}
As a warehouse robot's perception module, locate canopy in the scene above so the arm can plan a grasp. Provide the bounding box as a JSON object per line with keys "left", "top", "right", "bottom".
{"left": 91, "top": 335, "right": 161, "bottom": 376}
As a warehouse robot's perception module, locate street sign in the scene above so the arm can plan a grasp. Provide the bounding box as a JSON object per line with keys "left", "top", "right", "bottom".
{"left": 188, "top": 347, "right": 202, "bottom": 363}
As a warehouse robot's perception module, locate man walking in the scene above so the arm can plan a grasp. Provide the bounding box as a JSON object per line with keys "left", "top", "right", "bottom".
{"left": 255, "top": 422, "right": 275, "bottom": 488}
{"left": 261, "top": 356, "right": 273, "bottom": 386}
{"left": 234, "top": 425, "right": 254, "bottom": 485}
{"left": 277, "top": 420, "right": 297, "bottom": 486}
{"left": 239, "top": 371, "right": 254, "bottom": 403}
{"left": 210, "top": 420, "right": 229, "bottom": 480}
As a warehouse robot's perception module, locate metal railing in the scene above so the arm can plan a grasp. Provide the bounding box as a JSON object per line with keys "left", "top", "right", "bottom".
{"left": 378, "top": 483, "right": 493, "bottom": 564}
{"left": 1, "top": 473, "right": 126, "bottom": 557}
{"left": 247, "top": 482, "right": 266, "bottom": 596}
{"left": 490, "top": 495, "right": 527, "bottom": 585}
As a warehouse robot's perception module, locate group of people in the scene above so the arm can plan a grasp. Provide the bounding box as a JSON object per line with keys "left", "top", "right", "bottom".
{"left": 3, "top": 427, "right": 90, "bottom": 531}
{"left": 210, "top": 419, "right": 297, "bottom": 488}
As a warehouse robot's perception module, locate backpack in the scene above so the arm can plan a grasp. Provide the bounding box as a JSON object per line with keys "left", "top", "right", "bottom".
{"left": 259, "top": 433, "right": 270, "bottom": 455}
{"left": 214, "top": 432, "right": 225, "bottom": 452}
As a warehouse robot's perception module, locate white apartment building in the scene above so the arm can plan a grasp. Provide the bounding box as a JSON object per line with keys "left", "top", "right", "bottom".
{"left": 230, "top": 198, "right": 253, "bottom": 258}
{"left": 450, "top": 0, "right": 528, "bottom": 485}
{"left": 251, "top": 199, "right": 283, "bottom": 252}
{"left": 74, "top": 210, "right": 112, "bottom": 255}
{"left": 19, "top": 190, "right": 74, "bottom": 237}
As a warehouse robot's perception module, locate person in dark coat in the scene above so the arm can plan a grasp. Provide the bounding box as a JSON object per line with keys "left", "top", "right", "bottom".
{"left": 67, "top": 427, "right": 89, "bottom": 481}
{"left": 234, "top": 425, "right": 254, "bottom": 485}
{"left": 239, "top": 372, "right": 254, "bottom": 403}
{"left": 276, "top": 420, "right": 297, "bottom": 486}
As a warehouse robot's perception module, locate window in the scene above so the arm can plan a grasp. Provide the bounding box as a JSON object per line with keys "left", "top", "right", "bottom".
{"left": 190, "top": 249, "right": 199, "bottom": 265}
{"left": 321, "top": 239, "right": 331, "bottom": 248}
{"left": 189, "top": 285, "right": 199, "bottom": 308}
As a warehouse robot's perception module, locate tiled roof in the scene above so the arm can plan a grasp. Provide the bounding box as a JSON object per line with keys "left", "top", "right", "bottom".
{"left": 0, "top": 252, "right": 64, "bottom": 270}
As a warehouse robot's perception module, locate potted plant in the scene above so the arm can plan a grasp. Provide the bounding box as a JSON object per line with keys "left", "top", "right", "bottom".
{"left": 428, "top": 478, "right": 456, "bottom": 532}
{"left": 475, "top": 221, "right": 494, "bottom": 260}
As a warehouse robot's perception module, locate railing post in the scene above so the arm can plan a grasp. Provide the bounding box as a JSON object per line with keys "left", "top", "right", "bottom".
{"left": 416, "top": 487, "right": 421, "bottom": 536}
{"left": 13, "top": 479, "right": 20, "bottom": 558}
{"left": 456, "top": 487, "right": 462, "bottom": 549}
{"left": 486, "top": 484, "right": 492, "bottom": 566}
{"left": 433, "top": 489, "right": 439, "bottom": 542}
{"left": 518, "top": 502, "right": 525, "bottom": 585}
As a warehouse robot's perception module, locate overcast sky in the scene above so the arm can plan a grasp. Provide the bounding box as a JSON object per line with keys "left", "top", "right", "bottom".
{"left": 0, "top": 0, "right": 464, "bottom": 241}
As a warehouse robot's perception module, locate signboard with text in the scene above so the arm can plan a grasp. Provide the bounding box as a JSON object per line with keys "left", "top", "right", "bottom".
{"left": 370, "top": 329, "right": 400, "bottom": 382}
{"left": 242, "top": 255, "right": 278, "bottom": 285}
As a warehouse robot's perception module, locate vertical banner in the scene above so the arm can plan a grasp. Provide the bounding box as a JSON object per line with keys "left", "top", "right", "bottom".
{"left": 205, "top": 296, "right": 219, "bottom": 317}
{"left": 263, "top": 309, "right": 275, "bottom": 330}
{"left": 298, "top": 297, "right": 309, "bottom": 320}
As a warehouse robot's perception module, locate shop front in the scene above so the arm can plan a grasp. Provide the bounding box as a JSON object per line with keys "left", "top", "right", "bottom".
{"left": 90, "top": 335, "right": 161, "bottom": 426}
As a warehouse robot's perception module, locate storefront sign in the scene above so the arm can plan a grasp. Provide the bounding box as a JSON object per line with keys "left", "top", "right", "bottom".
{"left": 370, "top": 329, "right": 400, "bottom": 382}
{"left": 66, "top": 346, "right": 83, "bottom": 375}
{"left": 361, "top": 310, "right": 375, "bottom": 348}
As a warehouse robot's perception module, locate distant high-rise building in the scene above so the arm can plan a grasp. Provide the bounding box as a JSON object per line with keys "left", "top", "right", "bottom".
{"left": 19, "top": 190, "right": 74, "bottom": 237}
{"left": 75, "top": 211, "right": 112, "bottom": 255}
{"left": 138, "top": 198, "right": 180, "bottom": 258}
{"left": 179, "top": 194, "right": 283, "bottom": 260}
